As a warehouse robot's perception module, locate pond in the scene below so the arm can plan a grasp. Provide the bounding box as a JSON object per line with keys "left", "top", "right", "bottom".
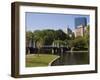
{"left": 51, "top": 51, "right": 89, "bottom": 66}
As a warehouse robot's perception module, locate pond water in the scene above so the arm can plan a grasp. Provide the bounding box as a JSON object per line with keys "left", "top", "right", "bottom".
{"left": 51, "top": 51, "right": 89, "bottom": 66}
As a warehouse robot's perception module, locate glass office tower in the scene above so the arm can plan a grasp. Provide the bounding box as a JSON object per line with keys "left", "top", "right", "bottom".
{"left": 75, "top": 17, "right": 87, "bottom": 29}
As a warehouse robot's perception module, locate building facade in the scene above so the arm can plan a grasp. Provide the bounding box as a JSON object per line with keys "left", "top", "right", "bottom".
{"left": 66, "top": 27, "right": 72, "bottom": 35}
{"left": 74, "top": 17, "right": 87, "bottom": 37}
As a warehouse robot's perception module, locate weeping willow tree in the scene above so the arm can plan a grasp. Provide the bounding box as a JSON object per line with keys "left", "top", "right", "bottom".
{"left": 26, "top": 31, "right": 34, "bottom": 54}
{"left": 34, "top": 30, "right": 45, "bottom": 56}
{"left": 36, "top": 38, "right": 44, "bottom": 56}
{"left": 53, "top": 40, "right": 66, "bottom": 47}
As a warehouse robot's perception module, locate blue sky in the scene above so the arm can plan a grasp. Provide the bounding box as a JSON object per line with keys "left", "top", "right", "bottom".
{"left": 26, "top": 12, "right": 89, "bottom": 32}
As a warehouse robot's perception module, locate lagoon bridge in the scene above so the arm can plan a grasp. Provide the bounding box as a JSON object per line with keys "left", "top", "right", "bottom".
{"left": 27, "top": 41, "right": 69, "bottom": 54}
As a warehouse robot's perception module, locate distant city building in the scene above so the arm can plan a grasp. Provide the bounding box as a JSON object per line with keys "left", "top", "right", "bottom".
{"left": 75, "top": 17, "right": 87, "bottom": 29}
{"left": 63, "top": 26, "right": 72, "bottom": 34}
{"left": 74, "top": 25, "right": 85, "bottom": 37}
{"left": 74, "top": 17, "right": 87, "bottom": 37}
{"left": 64, "top": 27, "right": 73, "bottom": 37}
{"left": 66, "top": 27, "right": 72, "bottom": 35}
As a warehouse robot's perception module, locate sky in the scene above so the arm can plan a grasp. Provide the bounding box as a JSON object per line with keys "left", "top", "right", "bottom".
{"left": 26, "top": 12, "right": 89, "bottom": 32}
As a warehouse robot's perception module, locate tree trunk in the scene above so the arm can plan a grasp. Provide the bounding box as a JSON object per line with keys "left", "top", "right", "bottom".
{"left": 28, "top": 48, "right": 30, "bottom": 54}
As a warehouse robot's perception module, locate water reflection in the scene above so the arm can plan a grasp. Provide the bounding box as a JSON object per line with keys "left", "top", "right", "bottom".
{"left": 51, "top": 52, "right": 89, "bottom": 66}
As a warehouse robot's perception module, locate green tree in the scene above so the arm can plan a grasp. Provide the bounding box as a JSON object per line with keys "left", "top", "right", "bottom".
{"left": 84, "top": 25, "right": 89, "bottom": 48}
{"left": 33, "top": 30, "right": 45, "bottom": 56}
{"left": 26, "top": 31, "right": 34, "bottom": 54}
{"left": 54, "top": 29, "right": 69, "bottom": 41}
{"left": 36, "top": 38, "right": 44, "bottom": 56}
{"left": 73, "top": 37, "right": 87, "bottom": 50}
{"left": 53, "top": 40, "right": 66, "bottom": 47}
{"left": 43, "top": 29, "right": 55, "bottom": 45}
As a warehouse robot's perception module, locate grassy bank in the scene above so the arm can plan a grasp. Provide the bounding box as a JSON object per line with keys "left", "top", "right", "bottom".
{"left": 26, "top": 54, "right": 59, "bottom": 67}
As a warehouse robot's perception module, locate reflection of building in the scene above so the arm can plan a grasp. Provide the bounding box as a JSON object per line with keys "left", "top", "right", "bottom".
{"left": 74, "top": 17, "right": 87, "bottom": 37}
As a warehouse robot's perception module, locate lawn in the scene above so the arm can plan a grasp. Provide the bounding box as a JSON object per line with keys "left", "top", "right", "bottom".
{"left": 26, "top": 54, "right": 59, "bottom": 67}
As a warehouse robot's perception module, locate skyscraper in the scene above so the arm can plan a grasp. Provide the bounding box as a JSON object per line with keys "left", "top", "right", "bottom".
{"left": 75, "top": 17, "right": 87, "bottom": 29}
{"left": 74, "top": 17, "right": 87, "bottom": 37}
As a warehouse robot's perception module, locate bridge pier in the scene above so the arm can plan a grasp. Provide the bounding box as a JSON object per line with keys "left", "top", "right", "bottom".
{"left": 51, "top": 47, "right": 65, "bottom": 54}
{"left": 61, "top": 48, "right": 63, "bottom": 53}
{"left": 52, "top": 49, "right": 54, "bottom": 54}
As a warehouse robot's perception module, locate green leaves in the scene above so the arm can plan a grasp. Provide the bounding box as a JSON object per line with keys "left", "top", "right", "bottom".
{"left": 26, "top": 25, "right": 89, "bottom": 51}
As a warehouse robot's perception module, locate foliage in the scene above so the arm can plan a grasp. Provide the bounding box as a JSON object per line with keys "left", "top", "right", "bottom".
{"left": 84, "top": 25, "right": 89, "bottom": 48}
{"left": 26, "top": 25, "right": 89, "bottom": 51}
{"left": 68, "top": 36, "right": 88, "bottom": 50}
{"left": 54, "top": 29, "right": 70, "bottom": 41}
{"left": 74, "top": 37, "right": 87, "bottom": 48}
{"left": 26, "top": 31, "right": 34, "bottom": 46}
{"left": 26, "top": 29, "right": 71, "bottom": 47}
{"left": 53, "top": 40, "right": 66, "bottom": 47}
